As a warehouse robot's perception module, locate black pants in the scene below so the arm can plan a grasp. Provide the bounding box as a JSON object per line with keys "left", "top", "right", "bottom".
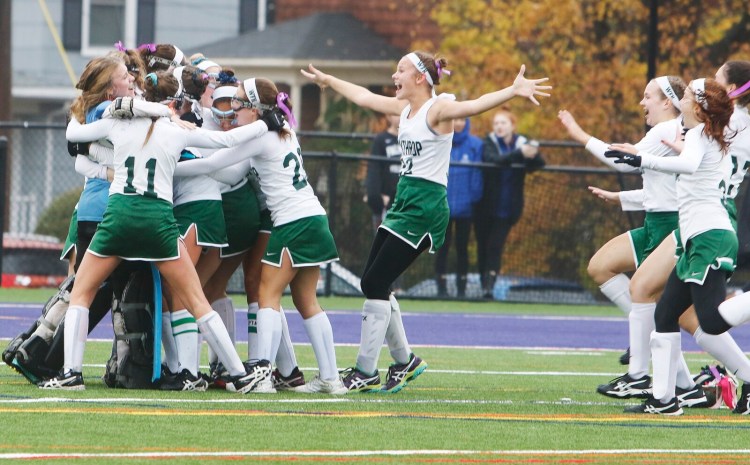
{"left": 475, "top": 216, "right": 515, "bottom": 277}
{"left": 655, "top": 268, "right": 732, "bottom": 335}
{"left": 360, "top": 229, "right": 429, "bottom": 300}
{"left": 435, "top": 218, "right": 472, "bottom": 277}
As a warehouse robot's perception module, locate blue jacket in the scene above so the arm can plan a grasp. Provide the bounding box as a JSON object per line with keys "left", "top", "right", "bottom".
{"left": 446, "top": 118, "right": 484, "bottom": 218}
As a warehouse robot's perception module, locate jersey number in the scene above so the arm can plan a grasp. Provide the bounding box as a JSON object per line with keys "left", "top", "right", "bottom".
{"left": 724, "top": 155, "right": 750, "bottom": 198}
{"left": 400, "top": 156, "right": 413, "bottom": 175}
{"left": 283, "top": 148, "right": 308, "bottom": 191}
{"left": 124, "top": 156, "right": 157, "bottom": 198}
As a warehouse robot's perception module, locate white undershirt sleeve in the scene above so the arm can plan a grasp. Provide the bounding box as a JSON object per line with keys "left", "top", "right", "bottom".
{"left": 619, "top": 189, "right": 645, "bottom": 211}
{"left": 585, "top": 137, "right": 638, "bottom": 173}
{"left": 74, "top": 155, "right": 108, "bottom": 180}
{"left": 66, "top": 117, "right": 115, "bottom": 142}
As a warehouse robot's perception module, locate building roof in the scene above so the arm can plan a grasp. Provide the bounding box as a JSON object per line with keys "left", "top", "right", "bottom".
{"left": 189, "top": 12, "right": 403, "bottom": 61}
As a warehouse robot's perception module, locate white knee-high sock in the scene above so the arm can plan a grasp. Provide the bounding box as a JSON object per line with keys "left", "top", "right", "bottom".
{"left": 356, "top": 299, "right": 391, "bottom": 374}
{"left": 718, "top": 291, "right": 750, "bottom": 327}
{"left": 675, "top": 352, "right": 694, "bottom": 390}
{"left": 600, "top": 273, "right": 632, "bottom": 314}
{"left": 208, "top": 297, "right": 235, "bottom": 364}
{"left": 161, "top": 311, "right": 179, "bottom": 373}
{"left": 628, "top": 302, "right": 655, "bottom": 378}
{"left": 171, "top": 309, "right": 199, "bottom": 376}
{"left": 196, "top": 311, "right": 244, "bottom": 376}
{"left": 650, "top": 331, "right": 681, "bottom": 403}
{"left": 385, "top": 294, "right": 411, "bottom": 364}
{"left": 303, "top": 312, "right": 338, "bottom": 380}
{"left": 256, "top": 308, "right": 282, "bottom": 363}
{"left": 275, "top": 307, "right": 298, "bottom": 377}
{"left": 63, "top": 305, "right": 89, "bottom": 373}
{"left": 247, "top": 302, "right": 259, "bottom": 360}
{"left": 694, "top": 327, "right": 750, "bottom": 383}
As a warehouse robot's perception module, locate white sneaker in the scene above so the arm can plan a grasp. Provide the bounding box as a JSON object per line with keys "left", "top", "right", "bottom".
{"left": 295, "top": 374, "right": 348, "bottom": 395}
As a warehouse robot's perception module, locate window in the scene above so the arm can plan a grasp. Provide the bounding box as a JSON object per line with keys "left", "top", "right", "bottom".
{"left": 81, "top": 0, "right": 137, "bottom": 55}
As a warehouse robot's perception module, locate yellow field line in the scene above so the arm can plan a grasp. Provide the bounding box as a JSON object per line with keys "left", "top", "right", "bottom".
{"left": 0, "top": 406, "right": 746, "bottom": 424}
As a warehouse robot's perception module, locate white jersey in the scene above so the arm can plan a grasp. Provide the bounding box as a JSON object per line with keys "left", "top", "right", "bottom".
{"left": 200, "top": 108, "right": 248, "bottom": 194}
{"left": 398, "top": 97, "right": 453, "bottom": 186}
{"left": 173, "top": 125, "right": 326, "bottom": 226}
{"left": 586, "top": 118, "right": 681, "bottom": 212}
{"left": 66, "top": 117, "right": 268, "bottom": 203}
{"left": 640, "top": 123, "right": 734, "bottom": 244}
{"left": 724, "top": 105, "right": 750, "bottom": 200}
{"left": 173, "top": 147, "right": 222, "bottom": 206}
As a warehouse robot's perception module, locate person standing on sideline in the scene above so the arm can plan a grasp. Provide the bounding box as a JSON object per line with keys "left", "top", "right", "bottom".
{"left": 435, "top": 117, "right": 483, "bottom": 298}
{"left": 301, "top": 51, "right": 551, "bottom": 393}
{"left": 365, "top": 113, "right": 401, "bottom": 230}
{"left": 477, "top": 108, "right": 544, "bottom": 298}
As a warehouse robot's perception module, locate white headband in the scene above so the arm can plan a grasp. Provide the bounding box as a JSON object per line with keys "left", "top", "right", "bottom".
{"left": 406, "top": 52, "right": 433, "bottom": 86}
{"left": 656, "top": 76, "right": 681, "bottom": 112}
{"left": 172, "top": 47, "right": 184, "bottom": 67}
{"left": 242, "top": 78, "right": 275, "bottom": 111}
{"left": 195, "top": 59, "right": 220, "bottom": 71}
{"left": 171, "top": 66, "right": 184, "bottom": 99}
{"left": 690, "top": 78, "right": 708, "bottom": 109}
{"left": 212, "top": 86, "right": 237, "bottom": 101}
{"left": 244, "top": 78, "right": 260, "bottom": 106}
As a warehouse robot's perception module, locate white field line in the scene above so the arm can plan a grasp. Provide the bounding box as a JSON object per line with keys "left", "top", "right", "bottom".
{"left": 2, "top": 449, "right": 750, "bottom": 460}
{"left": 0, "top": 397, "right": 639, "bottom": 407}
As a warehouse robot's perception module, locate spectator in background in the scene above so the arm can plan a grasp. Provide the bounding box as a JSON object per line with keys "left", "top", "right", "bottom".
{"left": 365, "top": 114, "right": 401, "bottom": 230}
{"left": 477, "top": 108, "right": 545, "bottom": 298}
{"left": 435, "top": 117, "right": 483, "bottom": 297}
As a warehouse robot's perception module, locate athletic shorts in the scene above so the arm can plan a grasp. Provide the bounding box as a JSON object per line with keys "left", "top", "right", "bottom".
{"left": 259, "top": 209, "right": 273, "bottom": 234}
{"left": 675, "top": 229, "right": 737, "bottom": 285}
{"left": 88, "top": 194, "right": 180, "bottom": 261}
{"left": 263, "top": 215, "right": 338, "bottom": 267}
{"left": 173, "top": 200, "right": 228, "bottom": 248}
{"left": 628, "top": 211, "right": 679, "bottom": 268}
{"left": 61, "top": 208, "right": 78, "bottom": 261}
{"left": 379, "top": 176, "right": 449, "bottom": 253}
{"left": 221, "top": 182, "right": 260, "bottom": 258}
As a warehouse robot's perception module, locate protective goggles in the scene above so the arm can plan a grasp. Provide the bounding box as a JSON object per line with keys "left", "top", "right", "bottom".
{"left": 210, "top": 107, "right": 237, "bottom": 125}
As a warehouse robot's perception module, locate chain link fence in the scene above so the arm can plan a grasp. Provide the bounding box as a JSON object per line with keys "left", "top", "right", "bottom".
{"left": 3, "top": 122, "right": 750, "bottom": 302}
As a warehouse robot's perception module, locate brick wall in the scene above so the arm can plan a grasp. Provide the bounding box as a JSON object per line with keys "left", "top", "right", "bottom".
{"left": 274, "top": 0, "right": 441, "bottom": 51}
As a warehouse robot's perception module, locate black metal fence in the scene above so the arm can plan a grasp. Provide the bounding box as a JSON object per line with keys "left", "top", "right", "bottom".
{"left": 3, "top": 122, "right": 749, "bottom": 302}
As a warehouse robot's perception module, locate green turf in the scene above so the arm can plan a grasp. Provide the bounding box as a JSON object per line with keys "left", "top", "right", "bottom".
{"left": 1, "top": 340, "right": 746, "bottom": 464}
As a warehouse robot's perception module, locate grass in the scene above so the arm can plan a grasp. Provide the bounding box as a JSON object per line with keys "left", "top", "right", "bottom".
{"left": 2, "top": 289, "right": 746, "bottom": 464}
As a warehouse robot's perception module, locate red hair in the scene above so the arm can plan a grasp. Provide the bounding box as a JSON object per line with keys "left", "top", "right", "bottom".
{"left": 693, "top": 79, "right": 734, "bottom": 153}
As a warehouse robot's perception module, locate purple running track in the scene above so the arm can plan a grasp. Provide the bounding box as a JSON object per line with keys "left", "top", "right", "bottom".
{"left": 3, "top": 303, "right": 750, "bottom": 351}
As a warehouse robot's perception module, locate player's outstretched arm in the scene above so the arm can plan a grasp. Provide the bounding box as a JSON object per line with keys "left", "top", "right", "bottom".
{"left": 433, "top": 65, "right": 551, "bottom": 122}
{"left": 301, "top": 64, "right": 405, "bottom": 116}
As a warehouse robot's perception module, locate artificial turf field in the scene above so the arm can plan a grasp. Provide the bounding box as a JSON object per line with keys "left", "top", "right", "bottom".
{"left": 1, "top": 290, "right": 749, "bottom": 464}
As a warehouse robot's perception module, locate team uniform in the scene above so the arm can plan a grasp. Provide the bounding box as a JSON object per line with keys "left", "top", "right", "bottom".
{"left": 586, "top": 118, "right": 681, "bottom": 267}
{"left": 380, "top": 97, "right": 451, "bottom": 253}
{"left": 627, "top": 123, "right": 737, "bottom": 415}
{"left": 174, "top": 119, "right": 341, "bottom": 393}
{"left": 174, "top": 125, "right": 337, "bottom": 267}
{"left": 52, "top": 109, "right": 272, "bottom": 394}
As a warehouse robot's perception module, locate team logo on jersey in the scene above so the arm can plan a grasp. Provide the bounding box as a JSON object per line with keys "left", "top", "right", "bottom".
{"left": 400, "top": 140, "right": 423, "bottom": 158}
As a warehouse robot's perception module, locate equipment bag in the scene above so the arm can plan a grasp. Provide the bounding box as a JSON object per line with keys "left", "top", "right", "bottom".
{"left": 103, "top": 268, "right": 157, "bottom": 389}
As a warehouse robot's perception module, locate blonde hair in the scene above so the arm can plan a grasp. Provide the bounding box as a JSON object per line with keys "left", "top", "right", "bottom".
{"left": 70, "top": 55, "right": 125, "bottom": 123}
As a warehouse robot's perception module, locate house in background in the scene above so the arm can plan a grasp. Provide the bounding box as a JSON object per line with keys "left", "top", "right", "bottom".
{"left": 10, "top": 0, "right": 439, "bottom": 123}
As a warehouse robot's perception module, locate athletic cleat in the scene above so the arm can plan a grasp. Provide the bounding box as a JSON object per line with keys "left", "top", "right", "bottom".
{"left": 38, "top": 370, "right": 85, "bottom": 391}
{"left": 732, "top": 383, "right": 750, "bottom": 415}
{"left": 619, "top": 347, "right": 630, "bottom": 365}
{"left": 381, "top": 353, "right": 428, "bottom": 393}
{"left": 227, "top": 360, "right": 276, "bottom": 394}
{"left": 341, "top": 367, "right": 381, "bottom": 393}
{"left": 272, "top": 367, "right": 306, "bottom": 391}
{"left": 624, "top": 396, "right": 683, "bottom": 415}
{"left": 209, "top": 361, "right": 231, "bottom": 389}
{"left": 295, "top": 373, "right": 348, "bottom": 395}
{"left": 159, "top": 368, "right": 208, "bottom": 392}
{"left": 676, "top": 385, "right": 711, "bottom": 408}
{"left": 596, "top": 373, "right": 651, "bottom": 399}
